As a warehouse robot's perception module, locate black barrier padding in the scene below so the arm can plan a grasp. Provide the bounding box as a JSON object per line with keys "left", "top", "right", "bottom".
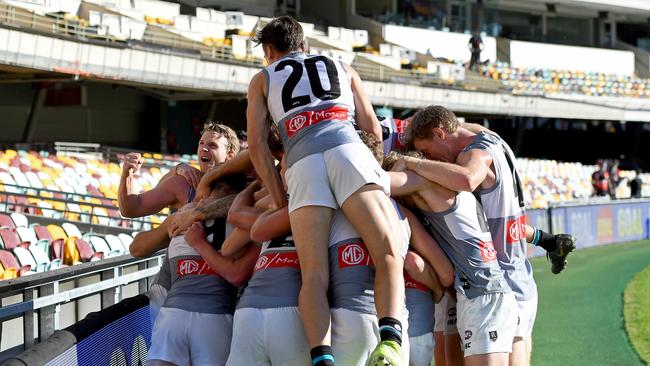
{"left": 1, "top": 331, "right": 77, "bottom": 366}
{"left": 66, "top": 295, "right": 149, "bottom": 342}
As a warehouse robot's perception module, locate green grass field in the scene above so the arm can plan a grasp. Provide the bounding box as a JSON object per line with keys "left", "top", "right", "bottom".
{"left": 624, "top": 264, "right": 650, "bottom": 365}
{"left": 531, "top": 240, "right": 650, "bottom": 366}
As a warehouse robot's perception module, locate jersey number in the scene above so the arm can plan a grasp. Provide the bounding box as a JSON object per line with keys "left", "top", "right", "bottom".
{"left": 274, "top": 56, "right": 341, "bottom": 113}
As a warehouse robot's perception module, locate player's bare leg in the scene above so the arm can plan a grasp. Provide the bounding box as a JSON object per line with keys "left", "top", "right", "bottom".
{"left": 444, "top": 333, "right": 464, "bottom": 366}
{"left": 466, "top": 352, "right": 509, "bottom": 366}
{"left": 434, "top": 332, "right": 446, "bottom": 366}
{"left": 290, "top": 205, "right": 335, "bottom": 363}
{"left": 510, "top": 338, "right": 528, "bottom": 366}
{"left": 341, "top": 184, "right": 406, "bottom": 364}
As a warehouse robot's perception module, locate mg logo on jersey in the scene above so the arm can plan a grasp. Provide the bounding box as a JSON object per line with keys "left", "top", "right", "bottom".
{"left": 506, "top": 215, "right": 527, "bottom": 244}
{"left": 287, "top": 115, "right": 307, "bottom": 134}
{"left": 255, "top": 256, "right": 269, "bottom": 271}
{"left": 338, "top": 242, "right": 372, "bottom": 268}
{"left": 178, "top": 259, "right": 199, "bottom": 275}
{"left": 479, "top": 241, "right": 497, "bottom": 262}
{"left": 342, "top": 244, "right": 365, "bottom": 265}
{"left": 177, "top": 258, "right": 217, "bottom": 277}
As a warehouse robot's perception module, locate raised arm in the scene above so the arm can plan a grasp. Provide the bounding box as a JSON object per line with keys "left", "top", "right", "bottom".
{"left": 185, "top": 222, "right": 260, "bottom": 286}
{"left": 247, "top": 72, "right": 287, "bottom": 209}
{"left": 402, "top": 148, "right": 492, "bottom": 192}
{"left": 130, "top": 218, "right": 171, "bottom": 257}
{"left": 344, "top": 63, "right": 381, "bottom": 140}
{"left": 118, "top": 162, "right": 188, "bottom": 218}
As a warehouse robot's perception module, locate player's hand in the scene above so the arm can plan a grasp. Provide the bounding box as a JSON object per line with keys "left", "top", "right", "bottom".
{"left": 184, "top": 222, "right": 207, "bottom": 249}
{"left": 175, "top": 164, "right": 202, "bottom": 189}
{"left": 391, "top": 157, "right": 408, "bottom": 172}
{"left": 122, "top": 153, "right": 143, "bottom": 176}
{"left": 168, "top": 209, "right": 201, "bottom": 237}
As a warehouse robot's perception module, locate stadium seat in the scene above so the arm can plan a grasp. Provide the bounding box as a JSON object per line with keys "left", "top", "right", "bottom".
{"left": 14, "top": 246, "right": 47, "bottom": 272}
{"left": 0, "top": 249, "right": 33, "bottom": 276}
{"left": 74, "top": 238, "right": 103, "bottom": 262}
{"left": 29, "top": 244, "right": 61, "bottom": 271}
{"left": 118, "top": 233, "right": 133, "bottom": 249}
{"left": 10, "top": 212, "right": 28, "bottom": 228}
{"left": 33, "top": 225, "right": 62, "bottom": 260}
{"left": 0, "top": 262, "right": 17, "bottom": 280}
{"left": 61, "top": 222, "right": 83, "bottom": 239}
{"left": 47, "top": 224, "right": 68, "bottom": 241}
{"left": 0, "top": 213, "right": 15, "bottom": 229}
{"left": 104, "top": 234, "right": 126, "bottom": 255}
{"left": 0, "top": 228, "right": 31, "bottom": 250}
{"left": 88, "top": 235, "right": 121, "bottom": 257}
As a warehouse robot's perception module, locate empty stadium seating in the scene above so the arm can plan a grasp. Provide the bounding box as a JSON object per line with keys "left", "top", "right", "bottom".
{"left": 484, "top": 62, "right": 650, "bottom": 99}
{"left": 0, "top": 211, "right": 135, "bottom": 279}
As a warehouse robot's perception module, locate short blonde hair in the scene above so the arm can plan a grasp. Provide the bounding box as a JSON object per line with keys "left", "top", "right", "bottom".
{"left": 201, "top": 122, "right": 240, "bottom": 156}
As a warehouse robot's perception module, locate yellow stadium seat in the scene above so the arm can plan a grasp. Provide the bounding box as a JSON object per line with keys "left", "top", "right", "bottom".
{"left": 63, "top": 237, "right": 81, "bottom": 265}
{"left": 47, "top": 224, "right": 68, "bottom": 241}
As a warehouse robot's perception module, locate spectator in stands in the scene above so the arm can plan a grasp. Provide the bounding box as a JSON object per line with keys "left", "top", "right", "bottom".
{"left": 591, "top": 160, "right": 610, "bottom": 197}
{"left": 629, "top": 169, "right": 643, "bottom": 198}
{"left": 468, "top": 32, "right": 483, "bottom": 71}
{"left": 608, "top": 159, "right": 621, "bottom": 198}
{"left": 236, "top": 130, "right": 248, "bottom": 150}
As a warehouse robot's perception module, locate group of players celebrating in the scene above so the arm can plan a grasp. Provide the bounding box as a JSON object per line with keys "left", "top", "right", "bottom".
{"left": 119, "top": 16, "right": 576, "bottom": 366}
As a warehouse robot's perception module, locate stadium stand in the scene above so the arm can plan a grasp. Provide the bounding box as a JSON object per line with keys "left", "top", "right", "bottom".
{"left": 485, "top": 62, "right": 650, "bottom": 98}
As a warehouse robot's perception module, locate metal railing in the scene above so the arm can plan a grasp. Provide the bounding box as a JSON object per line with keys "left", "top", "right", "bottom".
{"left": 0, "top": 253, "right": 163, "bottom": 360}
{"left": 0, "top": 184, "right": 160, "bottom": 231}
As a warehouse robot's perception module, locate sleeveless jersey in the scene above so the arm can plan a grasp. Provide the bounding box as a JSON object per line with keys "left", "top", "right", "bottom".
{"left": 264, "top": 52, "right": 361, "bottom": 167}
{"left": 420, "top": 191, "right": 510, "bottom": 299}
{"left": 163, "top": 218, "right": 238, "bottom": 314}
{"left": 378, "top": 116, "right": 409, "bottom": 155}
{"left": 153, "top": 187, "right": 196, "bottom": 291}
{"left": 405, "top": 273, "right": 435, "bottom": 337}
{"left": 464, "top": 132, "right": 536, "bottom": 301}
{"left": 328, "top": 200, "right": 410, "bottom": 313}
{"left": 237, "top": 235, "right": 301, "bottom": 309}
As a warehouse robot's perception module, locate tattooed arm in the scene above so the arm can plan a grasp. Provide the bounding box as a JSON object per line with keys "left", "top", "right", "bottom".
{"left": 168, "top": 194, "right": 237, "bottom": 237}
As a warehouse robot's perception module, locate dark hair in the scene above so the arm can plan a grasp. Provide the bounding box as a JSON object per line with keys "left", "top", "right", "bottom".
{"left": 267, "top": 122, "right": 284, "bottom": 156}
{"left": 253, "top": 16, "right": 304, "bottom": 52}
{"left": 236, "top": 130, "right": 247, "bottom": 141}
{"left": 210, "top": 170, "right": 248, "bottom": 194}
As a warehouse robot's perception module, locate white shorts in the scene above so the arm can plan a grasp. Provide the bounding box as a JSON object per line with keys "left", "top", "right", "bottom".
{"left": 227, "top": 307, "right": 310, "bottom": 366}
{"left": 433, "top": 293, "right": 447, "bottom": 333}
{"left": 286, "top": 143, "right": 390, "bottom": 213}
{"left": 456, "top": 292, "right": 518, "bottom": 357}
{"left": 514, "top": 293, "right": 538, "bottom": 339}
{"left": 147, "top": 284, "right": 167, "bottom": 325}
{"left": 331, "top": 307, "right": 410, "bottom": 366}
{"left": 409, "top": 332, "right": 434, "bottom": 366}
{"left": 148, "top": 307, "right": 233, "bottom": 366}
{"left": 443, "top": 294, "right": 458, "bottom": 336}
